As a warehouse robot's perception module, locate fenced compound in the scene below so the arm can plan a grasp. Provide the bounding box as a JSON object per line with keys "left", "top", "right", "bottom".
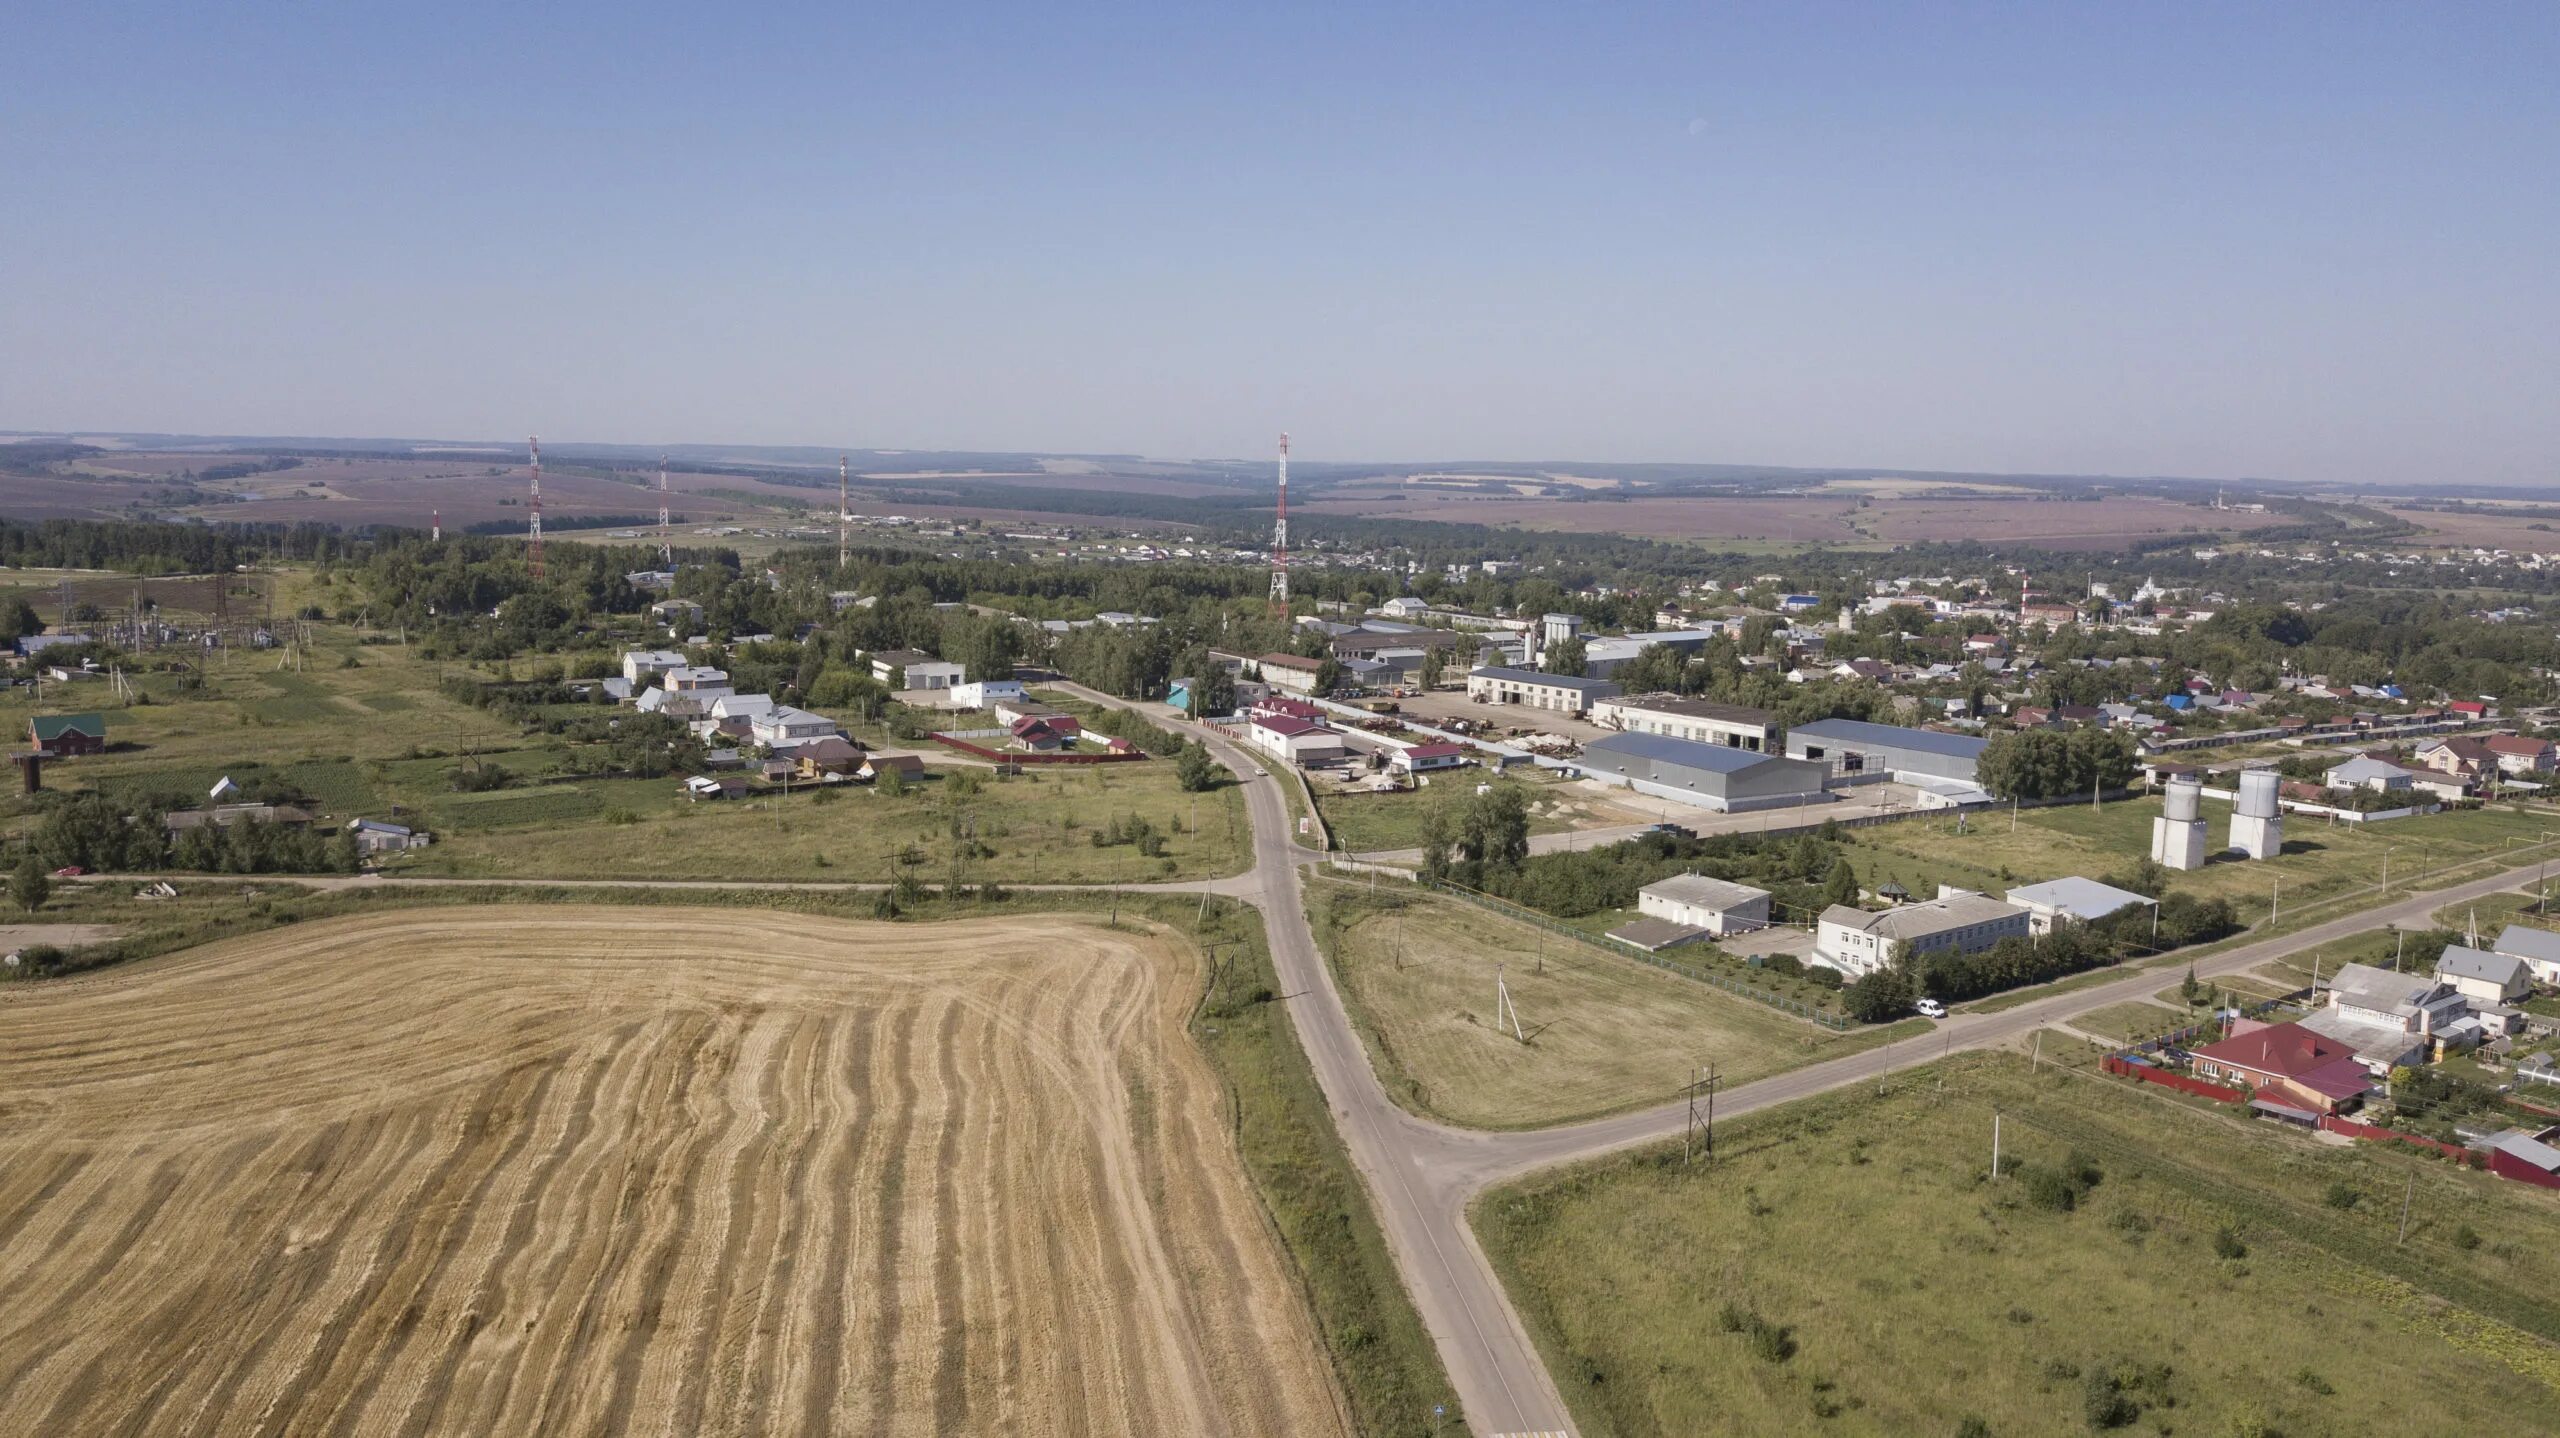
{"left": 929, "top": 732, "right": 1148, "bottom": 766}
{"left": 1421, "top": 879, "right": 1855, "bottom": 1030}
{"left": 2317, "top": 1114, "right": 2484, "bottom": 1166}
{"left": 2101, "top": 1055, "right": 2244, "bottom": 1103}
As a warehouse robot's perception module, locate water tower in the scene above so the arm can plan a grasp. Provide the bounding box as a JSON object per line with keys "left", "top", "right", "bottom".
{"left": 2151, "top": 776, "right": 2206, "bottom": 870}
{"left": 2230, "top": 767, "right": 2284, "bottom": 860}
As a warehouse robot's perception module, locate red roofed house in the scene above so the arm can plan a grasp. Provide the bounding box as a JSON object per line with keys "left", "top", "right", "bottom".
{"left": 2482, "top": 733, "right": 2555, "bottom": 776}
{"left": 2188, "top": 1020, "right": 2373, "bottom": 1114}
{"left": 1010, "top": 716, "right": 1072, "bottom": 752}
{"left": 1388, "top": 742, "right": 1471, "bottom": 776}
{"left": 2449, "top": 700, "right": 2493, "bottom": 720}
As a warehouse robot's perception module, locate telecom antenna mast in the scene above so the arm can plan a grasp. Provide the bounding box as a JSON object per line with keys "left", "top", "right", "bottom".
{"left": 527, "top": 435, "right": 545, "bottom": 580}
{"left": 431, "top": 508, "right": 441, "bottom": 543}
{"left": 657, "top": 454, "right": 672, "bottom": 566}
{"left": 838, "top": 454, "right": 850, "bottom": 571}
{"left": 1267, "top": 432, "right": 1290, "bottom": 614}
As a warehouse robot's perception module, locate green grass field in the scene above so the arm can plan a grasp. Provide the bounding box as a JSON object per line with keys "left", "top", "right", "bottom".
{"left": 1845, "top": 795, "right": 2560, "bottom": 928}
{"left": 1308, "top": 882, "right": 1913, "bottom": 1128}
{"left": 1480, "top": 1052, "right": 2560, "bottom": 1437}
{"left": 1314, "top": 772, "right": 1599, "bottom": 855}
{"left": 0, "top": 615, "right": 1251, "bottom": 884}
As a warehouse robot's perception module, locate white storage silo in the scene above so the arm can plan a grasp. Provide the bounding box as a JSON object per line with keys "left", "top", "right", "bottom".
{"left": 2151, "top": 776, "right": 2207, "bottom": 869}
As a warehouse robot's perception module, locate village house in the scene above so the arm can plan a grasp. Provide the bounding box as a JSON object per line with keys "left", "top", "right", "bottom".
{"left": 750, "top": 705, "right": 840, "bottom": 748}
{"left": 27, "top": 713, "right": 106, "bottom": 758}
{"left": 785, "top": 735, "right": 865, "bottom": 778}
{"left": 620, "top": 649, "right": 688, "bottom": 685}
{"left": 346, "top": 818, "right": 430, "bottom": 854}
{"left": 2482, "top": 733, "right": 2557, "bottom": 776}
{"left": 2491, "top": 924, "right": 2560, "bottom": 987}
{"left": 2187, "top": 1021, "right": 2373, "bottom": 1113}
{"left": 2434, "top": 945, "right": 2536, "bottom": 1006}
{"left": 858, "top": 753, "right": 927, "bottom": 784}
{"left": 2300, "top": 963, "right": 2474, "bottom": 1071}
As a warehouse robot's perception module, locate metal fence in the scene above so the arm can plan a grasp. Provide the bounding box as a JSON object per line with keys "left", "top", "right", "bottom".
{"left": 1422, "top": 879, "right": 1855, "bottom": 1030}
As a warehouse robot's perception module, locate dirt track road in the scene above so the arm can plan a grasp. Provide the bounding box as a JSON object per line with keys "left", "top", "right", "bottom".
{"left": 0, "top": 907, "right": 1343, "bottom": 1437}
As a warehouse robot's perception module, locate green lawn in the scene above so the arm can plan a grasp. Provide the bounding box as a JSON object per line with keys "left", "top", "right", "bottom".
{"left": 1307, "top": 882, "right": 1904, "bottom": 1128}
{"left": 1480, "top": 1052, "right": 2560, "bottom": 1437}
{"left": 1315, "top": 772, "right": 1584, "bottom": 855}
{"left": 393, "top": 760, "right": 1250, "bottom": 884}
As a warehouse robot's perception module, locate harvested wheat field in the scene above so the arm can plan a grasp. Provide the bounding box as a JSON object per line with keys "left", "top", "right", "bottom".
{"left": 0, "top": 906, "right": 1343, "bottom": 1437}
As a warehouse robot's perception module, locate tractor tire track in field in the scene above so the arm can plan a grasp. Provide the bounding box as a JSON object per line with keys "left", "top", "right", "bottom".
{"left": 0, "top": 906, "right": 1344, "bottom": 1437}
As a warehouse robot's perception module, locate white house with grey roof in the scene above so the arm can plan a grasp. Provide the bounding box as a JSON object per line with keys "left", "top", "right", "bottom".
{"left": 1636, "top": 874, "right": 1772, "bottom": 937}
{"left": 2003, "top": 876, "right": 2158, "bottom": 936}
{"left": 1814, "top": 893, "right": 2028, "bottom": 978}
{"left": 2324, "top": 755, "right": 2416, "bottom": 794}
{"left": 1574, "top": 732, "right": 1830, "bottom": 813}
{"left": 2491, "top": 924, "right": 2560, "bottom": 986}
{"left": 2434, "top": 945, "right": 2535, "bottom": 1005}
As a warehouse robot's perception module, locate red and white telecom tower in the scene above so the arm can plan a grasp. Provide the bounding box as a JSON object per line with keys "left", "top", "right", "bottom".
{"left": 657, "top": 454, "right": 672, "bottom": 566}
{"left": 1268, "top": 432, "right": 1290, "bottom": 614}
{"left": 527, "top": 435, "right": 545, "bottom": 580}
{"left": 838, "top": 455, "right": 850, "bottom": 571}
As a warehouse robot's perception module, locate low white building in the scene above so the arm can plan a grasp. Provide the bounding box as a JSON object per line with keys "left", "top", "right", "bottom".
{"left": 1636, "top": 874, "right": 1772, "bottom": 937}
{"left": 751, "top": 705, "right": 841, "bottom": 748}
{"left": 905, "top": 660, "right": 965, "bottom": 691}
{"left": 622, "top": 649, "right": 688, "bottom": 685}
{"left": 1814, "top": 893, "right": 2029, "bottom": 978}
{"left": 1466, "top": 666, "right": 1621, "bottom": 715}
{"left": 953, "top": 678, "right": 1027, "bottom": 709}
{"left": 1247, "top": 715, "right": 1348, "bottom": 767}
{"left": 1387, "top": 742, "right": 1472, "bottom": 776}
{"left": 2002, "top": 876, "right": 2157, "bottom": 937}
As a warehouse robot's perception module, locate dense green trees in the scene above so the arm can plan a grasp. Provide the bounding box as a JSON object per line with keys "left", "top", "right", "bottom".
{"left": 1974, "top": 727, "right": 2138, "bottom": 800}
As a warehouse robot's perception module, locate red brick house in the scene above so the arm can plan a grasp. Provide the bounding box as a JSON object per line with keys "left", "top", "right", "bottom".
{"left": 2188, "top": 1021, "right": 2373, "bottom": 1114}
{"left": 28, "top": 714, "right": 106, "bottom": 757}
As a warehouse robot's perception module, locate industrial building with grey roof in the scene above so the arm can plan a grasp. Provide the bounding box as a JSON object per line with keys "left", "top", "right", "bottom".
{"left": 1784, "top": 717, "right": 1991, "bottom": 784}
{"left": 1573, "top": 731, "right": 1831, "bottom": 813}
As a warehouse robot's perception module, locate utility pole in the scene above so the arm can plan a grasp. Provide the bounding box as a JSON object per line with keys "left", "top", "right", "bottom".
{"left": 1992, "top": 1111, "right": 2002, "bottom": 1178}
{"left": 2397, "top": 1172, "right": 2415, "bottom": 1244}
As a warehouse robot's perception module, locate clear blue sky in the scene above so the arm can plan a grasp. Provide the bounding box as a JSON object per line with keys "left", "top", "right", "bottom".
{"left": 6, "top": 3, "right": 2555, "bottom": 486}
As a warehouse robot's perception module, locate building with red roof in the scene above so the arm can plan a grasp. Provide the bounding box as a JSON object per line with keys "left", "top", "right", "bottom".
{"left": 2188, "top": 1020, "right": 2373, "bottom": 1113}
{"left": 1388, "top": 741, "right": 1472, "bottom": 775}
